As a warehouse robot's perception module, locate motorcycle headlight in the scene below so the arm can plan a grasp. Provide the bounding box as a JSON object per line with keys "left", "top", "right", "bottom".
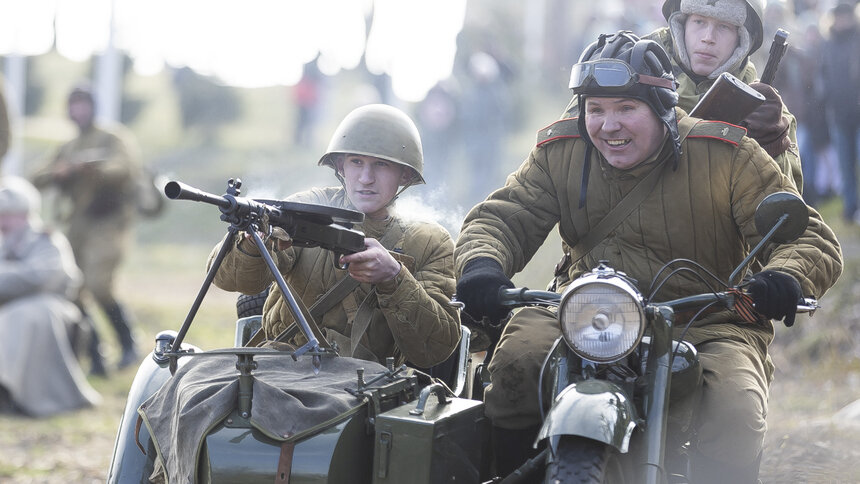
{"left": 558, "top": 275, "right": 645, "bottom": 363}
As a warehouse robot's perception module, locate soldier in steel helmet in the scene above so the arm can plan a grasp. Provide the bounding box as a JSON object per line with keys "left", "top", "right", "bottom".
{"left": 32, "top": 83, "right": 143, "bottom": 375}
{"left": 454, "top": 31, "right": 841, "bottom": 481}
{"left": 209, "top": 104, "right": 460, "bottom": 369}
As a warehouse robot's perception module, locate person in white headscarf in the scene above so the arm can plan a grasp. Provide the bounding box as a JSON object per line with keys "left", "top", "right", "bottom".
{"left": 0, "top": 176, "right": 100, "bottom": 417}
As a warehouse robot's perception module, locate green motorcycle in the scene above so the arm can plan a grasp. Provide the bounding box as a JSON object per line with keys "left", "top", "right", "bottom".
{"left": 478, "top": 191, "right": 818, "bottom": 484}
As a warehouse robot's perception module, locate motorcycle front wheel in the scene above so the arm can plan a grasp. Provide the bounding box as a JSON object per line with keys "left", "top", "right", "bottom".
{"left": 545, "top": 436, "right": 626, "bottom": 484}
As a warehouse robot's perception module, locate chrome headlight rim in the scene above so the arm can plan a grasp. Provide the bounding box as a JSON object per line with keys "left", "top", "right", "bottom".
{"left": 558, "top": 274, "right": 645, "bottom": 364}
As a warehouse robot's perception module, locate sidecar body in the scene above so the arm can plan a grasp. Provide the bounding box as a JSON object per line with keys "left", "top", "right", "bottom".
{"left": 107, "top": 328, "right": 488, "bottom": 484}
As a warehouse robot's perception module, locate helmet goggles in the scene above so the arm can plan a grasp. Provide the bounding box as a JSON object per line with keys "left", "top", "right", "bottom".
{"left": 569, "top": 59, "right": 676, "bottom": 92}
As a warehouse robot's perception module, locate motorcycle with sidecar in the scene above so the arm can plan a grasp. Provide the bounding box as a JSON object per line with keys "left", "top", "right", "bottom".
{"left": 105, "top": 179, "right": 814, "bottom": 484}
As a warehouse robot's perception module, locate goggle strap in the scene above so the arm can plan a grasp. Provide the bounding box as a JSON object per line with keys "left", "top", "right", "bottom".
{"left": 636, "top": 74, "right": 675, "bottom": 90}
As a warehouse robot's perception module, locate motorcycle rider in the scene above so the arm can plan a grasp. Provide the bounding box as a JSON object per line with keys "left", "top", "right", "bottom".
{"left": 562, "top": 0, "right": 801, "bottom": 191}
{"left": 454, "top": 31, "right": 842, "bottom": 482}
{"left": 209, "top": 104, "right": 460, "bottom": 369}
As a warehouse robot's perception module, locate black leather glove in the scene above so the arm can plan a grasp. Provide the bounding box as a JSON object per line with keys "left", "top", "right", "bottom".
{"left": 456, "top": 257, "right": 515, "bottom": 323}
{"left": 747, "top": 270, "right": 803, "bottom": 327}
{"left": 740, "top": 83, "right": 791, "bottom": 158}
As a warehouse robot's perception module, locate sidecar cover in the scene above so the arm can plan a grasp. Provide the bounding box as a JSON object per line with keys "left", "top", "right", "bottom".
{"left": 138, "top": 351, "right": 384, "bottom": 483}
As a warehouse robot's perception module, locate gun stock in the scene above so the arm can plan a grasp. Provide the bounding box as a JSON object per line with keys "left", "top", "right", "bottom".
{"left": 688, "top": 72, "right": 766, "bottom": 124}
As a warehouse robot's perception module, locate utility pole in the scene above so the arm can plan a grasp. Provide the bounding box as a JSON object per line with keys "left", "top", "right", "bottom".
{"left": 94, "top": 0, "right": 122, "bottom": 123}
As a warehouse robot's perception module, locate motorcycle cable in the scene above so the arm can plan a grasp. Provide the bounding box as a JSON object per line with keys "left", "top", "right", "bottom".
{"left": 645, "top": 261, "right": 728, "bottom": 358}
{"left": 646, "top": 258, "right": 727, "bottom": 300}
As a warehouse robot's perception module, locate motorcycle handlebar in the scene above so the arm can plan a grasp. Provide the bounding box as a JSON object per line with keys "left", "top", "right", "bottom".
{"left": 496, "top": 288, "right": 819, "bottom": 314}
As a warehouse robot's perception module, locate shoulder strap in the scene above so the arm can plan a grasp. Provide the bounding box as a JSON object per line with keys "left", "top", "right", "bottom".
{"left": 343, "top": 220, "right": 406, "bottom": 357}
{"left": 536, "top": 117, "right": 580, "bottom": 147}
{"left": 271, "top": 219, "right": 405, "bottom": 347}
{"left": 567, "top": 120, "right": 698, "bottom": 265}
{"left": 310, "top": 219, "right": 404, "bottom": 321}
{"left": 686, "top": 120, "right": 746, "bottom": 145}
{"left": 567, "top": 159, "right": 667, "bottom": 264}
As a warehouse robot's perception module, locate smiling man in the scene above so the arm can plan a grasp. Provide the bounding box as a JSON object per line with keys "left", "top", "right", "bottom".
{"left": 209, "top": 104, "right": 460, "bottom": 370}
{"left": 453, "top": 31, "right": 841, "bottom": 482}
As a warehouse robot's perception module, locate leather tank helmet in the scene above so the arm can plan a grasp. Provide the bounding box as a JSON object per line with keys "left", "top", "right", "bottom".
{"left": 572, "top": 31, "right": 681, "bottom": 168}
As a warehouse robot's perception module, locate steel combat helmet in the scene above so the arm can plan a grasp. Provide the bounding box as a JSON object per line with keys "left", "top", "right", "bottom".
{"left": 319, "top": 104, "right": 425, "bottom": 186}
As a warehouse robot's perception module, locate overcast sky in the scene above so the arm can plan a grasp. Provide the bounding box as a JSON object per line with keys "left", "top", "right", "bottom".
{"left": 0, "top": 0, "right": 467, "bottom": 102}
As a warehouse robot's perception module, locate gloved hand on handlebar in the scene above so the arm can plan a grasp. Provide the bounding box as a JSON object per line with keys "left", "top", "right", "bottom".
{"left": 740, "top": 83, "right": 791, "bottom": 158}
{"left": 747, "top": 270, "right": 803, "bottom": 327}
{"left": 456, "top": 257, "right": 515, "bottom": 323}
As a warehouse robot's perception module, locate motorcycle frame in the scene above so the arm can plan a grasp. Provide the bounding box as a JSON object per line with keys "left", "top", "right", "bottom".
{"left": 537, "top": 304, "right": 678, "bottom": 484}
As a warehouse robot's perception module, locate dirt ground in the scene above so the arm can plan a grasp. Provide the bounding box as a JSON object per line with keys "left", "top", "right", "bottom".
{"left": 2, "top": 223, "right": 860, "bottom": 483}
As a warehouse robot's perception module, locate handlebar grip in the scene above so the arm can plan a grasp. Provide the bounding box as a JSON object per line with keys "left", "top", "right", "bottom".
{"left": 797, "top": 297, "right": 819, "bottom": 314}
{"left": 498, "top": 287, "right": 528, "bottom": 306}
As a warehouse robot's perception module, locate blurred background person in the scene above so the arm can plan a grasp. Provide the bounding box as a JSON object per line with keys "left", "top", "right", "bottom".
{"left": 792, "top": 14, "right": 837, "bottom": 207}
{"left": 32, "top": 83, "right": 142, "bottom": 375}
{"left": 291, "top": 62, "right": 324, "bottom": 149}
{"left": 0, "top": 176, "right": 101, "bottom": 417}
{"left": 821, "top": 2, "right": 860, "bottom": 224}
{"left": 0, "top": 76, "right": 9, "bottom": 169}
{"left": 416, "top": 80, "right": 460, "bottom": 190}
{"left": 459, "top": 50, "right": 512, "bottom": 207}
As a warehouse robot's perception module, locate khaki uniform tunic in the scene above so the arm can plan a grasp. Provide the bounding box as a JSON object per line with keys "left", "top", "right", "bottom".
{"left": 210, "top": 187, "right": 460, "bottom": 368}
{"left": 454, "top": 111, "right": 842, "bottom": 466}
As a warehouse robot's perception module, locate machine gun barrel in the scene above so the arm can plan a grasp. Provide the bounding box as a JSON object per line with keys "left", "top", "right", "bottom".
{"left": 164, "top": 180, "right": 232, "bottom": 208}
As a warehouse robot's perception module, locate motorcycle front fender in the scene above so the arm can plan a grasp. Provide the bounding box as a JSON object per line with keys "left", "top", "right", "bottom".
{"left": 537, "top": 379, "right": 638, "bottom": 453}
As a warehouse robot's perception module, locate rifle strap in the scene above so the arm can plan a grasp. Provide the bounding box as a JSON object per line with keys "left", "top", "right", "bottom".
{"left": 271, "top": 218, "right": 404, "bottom": 352}
{"left": 568, "top": 120, "right": 697, "bottom": 265}
{"left": 343, "top": 220, "right": 405, "bottom": 357}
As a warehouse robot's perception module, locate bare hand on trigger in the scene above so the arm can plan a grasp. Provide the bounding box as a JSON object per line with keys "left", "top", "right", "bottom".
{"left": 340, "top": 238, "right": 400, "bottom": 284}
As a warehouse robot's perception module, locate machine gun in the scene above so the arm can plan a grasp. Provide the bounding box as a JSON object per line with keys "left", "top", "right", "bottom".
{"left": 164, "top": 179, "right": 366, "bottom": 254}
{"left": 689, "top": 29, "right": 790, "bottom": 124}
{"left": 163, "top": 178, "right": 368, "bottom": 365}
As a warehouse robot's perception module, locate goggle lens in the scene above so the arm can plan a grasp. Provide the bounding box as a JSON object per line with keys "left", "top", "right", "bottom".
{"left": 569, "top": 60, "right": 635, "bottom": 90}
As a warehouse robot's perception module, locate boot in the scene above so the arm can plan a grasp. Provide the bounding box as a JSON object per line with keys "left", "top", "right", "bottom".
{"left": 105, "top": 302, "right": 139, "bottom": 369}
{"left": 691, "top": 450, "right": 762, "bottom": 484}
{"left": 492, "top": 425, "right": 542, "bottom": 478}
{"left": 87, "top": 327, "right": 108, "bottom": 377}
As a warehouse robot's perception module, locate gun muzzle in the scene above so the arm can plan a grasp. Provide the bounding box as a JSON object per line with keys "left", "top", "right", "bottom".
{"left": 164, "top": 180, "right": 231, "bottom": 208}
